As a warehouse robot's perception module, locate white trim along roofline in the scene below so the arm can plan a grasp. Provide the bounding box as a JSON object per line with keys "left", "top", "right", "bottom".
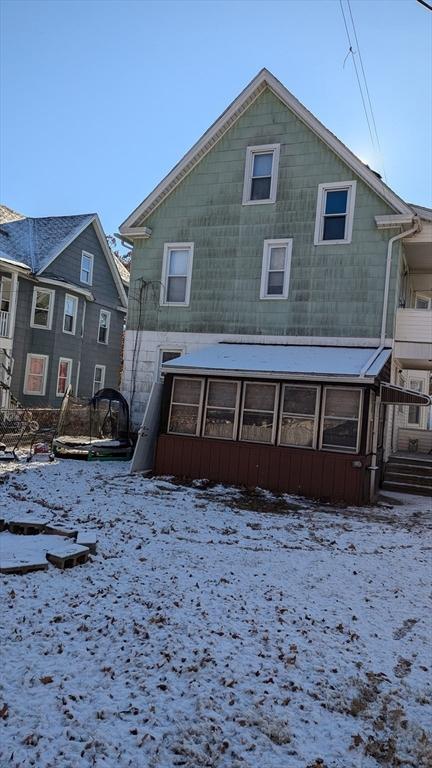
{"left": 159, "top": 367, "right": 382, "bottom": 385}
{"left": 36, "top": 276, "right": 94, "bottom": 300}
{"left": 119, "top": 68, "right": 413, "bottom": 233}
{"left": 37, "top": 215, "right": 128, "bottom": 308}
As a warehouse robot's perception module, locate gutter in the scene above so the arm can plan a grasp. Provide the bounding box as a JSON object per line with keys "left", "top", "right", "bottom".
{"left": 364, "top": 214, "right": 421, "bottom": 501}
{"left": 360, "top": 215, "right": 421, "bottom": 377}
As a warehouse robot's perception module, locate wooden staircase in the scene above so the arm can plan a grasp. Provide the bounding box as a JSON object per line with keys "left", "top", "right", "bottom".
{"left": 382, "top": 453, "right": 432, "bottom": 497}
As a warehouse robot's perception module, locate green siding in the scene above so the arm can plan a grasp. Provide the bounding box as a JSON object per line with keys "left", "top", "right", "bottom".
{"left": 128, "top": 88, "right": 398, "bottom": 338}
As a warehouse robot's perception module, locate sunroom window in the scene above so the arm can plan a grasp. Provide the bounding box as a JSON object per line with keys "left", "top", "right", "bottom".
{"left": 240, "top": 382, "right": 278, "bottom": 443}
{"left": 203, "top": 379, "right": 240, "bottom": 440}
{"left": 168, "top": 377, "right": 204, "bottom": 436}
{"left": 320, "top": 387, "right": 362, "bottom": 452}
{"left": 279, "top": 385, "right": 320, "bottom": 448}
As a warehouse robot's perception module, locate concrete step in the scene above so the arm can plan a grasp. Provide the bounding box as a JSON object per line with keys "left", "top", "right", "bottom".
{"left": 387, "top": 455, "right": 432, "bottom": 469}
{"left": 381, "top": 480, "right": 432, "bottom": 497}
{"left": 384, "top": 471, "right": 432, "bottom": 487}
{"left": 385, "top": 462, "right": 432, "bottom": 478}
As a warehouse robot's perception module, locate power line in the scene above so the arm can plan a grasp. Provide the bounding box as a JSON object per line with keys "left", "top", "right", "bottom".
{"left": 416, "top": 0, "right": 432, "bottom": 11}
{"left": 346, "top": 0, "right": 388, "bottom": 182}
{"left": 339, "top": 0, "right": 376, "bottom": 155}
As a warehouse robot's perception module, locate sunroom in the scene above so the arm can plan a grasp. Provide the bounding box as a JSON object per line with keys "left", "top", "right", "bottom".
{"left": 153, "top": 343, "right": 403, "bottom": 504}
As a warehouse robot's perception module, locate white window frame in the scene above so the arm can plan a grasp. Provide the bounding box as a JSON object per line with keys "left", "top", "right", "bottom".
{"left": 202, "top": 378, "right": 241, "bottom": 441}
{"left": 93, "top": 364, "right": 106, "bottom": 396}
{"left": 30, "top": 287, "right": 55, "bottom": 330}
{"left": 56, "top": 357, "right": 73, "bottom": 398}
{"left": 160, "top": 243, "right": 194, "bottom": 307}
{"left": 260, "top": 239, "right": 293, "bottom": 300}
{"left": 80, "top": 251, "right": 94, "bottom": 285}
{"left": 167, "top": 376, "right": 205, "bottom": 436}
{"left": 239, "top": 381, "right": 279, "bottom": 444}
{"left": 63, "top": 293, "right": 78, "bottom": 335}
{"left": 314, "top": 181, "right": 357, "bottom": 245}
{"left": 242, "top": 144, "right": 280, "bottom": 205}
{"left": 277, "top": 384, "right": 321, "bottom": 449}
{"left": 319, "top": 386, "right": 363, "bottom": 454}
{"left": 23, "top": 353, "right": 49, "bottom": 396}
{"left": 97, "top": 309, "right": 111, "bottom": 344}
{"left": 158, "top": 348, "right": 184, "bottom": 381}
{"left": 407, "top": 378, "right": 423, "bottom": 426}
{"left": 415, "top": 294, "right": 431, "bottom": 310}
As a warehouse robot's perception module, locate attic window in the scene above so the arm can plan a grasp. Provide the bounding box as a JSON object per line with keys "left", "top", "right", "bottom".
{"left": 314, "top": 181, "right": 357, "bottom": 245}
{"left": 80, "top": 251, "right": 94, "bottom": 285}
{"left": 242, "top": 144, "right": 280, "bottom": 205}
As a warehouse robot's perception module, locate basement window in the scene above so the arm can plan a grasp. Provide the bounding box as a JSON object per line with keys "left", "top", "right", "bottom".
{"left": 314, "top": 181, "right": 357, "bottom": 245}
{"left": 242, "top": 144, "right": 280, "bottom": 205}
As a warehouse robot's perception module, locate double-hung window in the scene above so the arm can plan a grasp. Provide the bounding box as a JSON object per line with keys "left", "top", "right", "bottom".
{"left": 415, "top": 295, "right": 431, "bottom": 310}
{"left": 158, "top": 349, "right": 183, "bottom": 380}
{"left": 161, "top": 243, "right": 194, "bottom": 306}
{"left": 168, "top": 377, "right": 204, "bottom": 436}
{"left": 279, "top": 385, "right": 320, "bottom": 448}
{"left": 80, "top": 252, "right": 94, "bottom": 285}
{"left": 243, "top": 144, "right": 280, "bottom": 205}
{"left": 98, "top": 310, "right": 111, "bottom": 344}
{"left": 63, "top": 294, "right": 78, "bottom": 334}
{"left": 260, "top": 239, "right": 292, "bottom": 299}
{"left": 93, "top": 364, "right": 106, "bottom": 396}
{"left": 314, "top": 181, "right": 356, "bottom": 245}
{"left": 320, "top": 387, "right": 363, "bottom": 452}
{"left": 240, "top": 382, "right": 278, "bottom": 444}
{"left": 56, "top": 357, "right": 72, "bottom": 397}
{"left": 30, "top": 288, "right": 55, "bottom": 330}
{"left": 203, "top": 379, "right": 240, "bottom": 440}
{"left": 24, "top": 354, "right": 49, "bottom": 396}
{"left": 407, "top": 379, "right": 423, "bottom": 426}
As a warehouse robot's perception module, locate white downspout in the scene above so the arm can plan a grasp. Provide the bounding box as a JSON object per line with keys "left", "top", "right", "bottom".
{"left": 361, "top": 216, "right": 420, "bottom": 378}
{"left": 366, "top": 216, "right": 420, "bottom": 501}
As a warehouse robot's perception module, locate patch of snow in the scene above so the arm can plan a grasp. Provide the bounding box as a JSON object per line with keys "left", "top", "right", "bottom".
{"left": 0, "top": 459, "right": 431, "bottom": 767}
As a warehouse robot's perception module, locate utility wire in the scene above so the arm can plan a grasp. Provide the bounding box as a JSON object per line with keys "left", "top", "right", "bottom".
{"left": 346, "top": 0, "right": 388, "bottom": 182}
{"left": 339, "top": 0, "right": 376, "bottom": 156}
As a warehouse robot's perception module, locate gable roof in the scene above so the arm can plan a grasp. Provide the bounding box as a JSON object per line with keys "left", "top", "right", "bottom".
{"left": 120, "top": 68, "right": 413, "bottom": 233}
{"left": 114, "top": 255, "right": 130, "bottom": 286}
{"left": 0, "top": 213, "right": 128, "bottom": 306}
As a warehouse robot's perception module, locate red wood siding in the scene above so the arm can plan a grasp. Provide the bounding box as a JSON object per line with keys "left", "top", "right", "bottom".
{"left": 155, "top": 435, "right": 372, "bottom": 505}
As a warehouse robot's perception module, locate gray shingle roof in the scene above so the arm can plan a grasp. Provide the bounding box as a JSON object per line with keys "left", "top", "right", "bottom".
{"left": 0, "top": 214, "right": 95, "bottom": 272}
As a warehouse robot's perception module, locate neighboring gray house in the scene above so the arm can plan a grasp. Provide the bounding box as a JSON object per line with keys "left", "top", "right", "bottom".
{"left": 0, "top": 206, "right": 128, "bottom": 407}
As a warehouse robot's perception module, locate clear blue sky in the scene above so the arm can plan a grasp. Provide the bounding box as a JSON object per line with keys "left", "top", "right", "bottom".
{"left": 1, "top": 0, "right": 431, "bottom": 238}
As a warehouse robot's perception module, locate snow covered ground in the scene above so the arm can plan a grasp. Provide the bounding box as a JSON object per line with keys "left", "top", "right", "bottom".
{"left": 0, "top": 458, "right": 431, "bottom": 768}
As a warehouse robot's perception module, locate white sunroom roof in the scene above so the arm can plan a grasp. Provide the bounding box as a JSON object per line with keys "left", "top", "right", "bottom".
{"left": 162, "top": 343, "right": 392, "bottom": 381}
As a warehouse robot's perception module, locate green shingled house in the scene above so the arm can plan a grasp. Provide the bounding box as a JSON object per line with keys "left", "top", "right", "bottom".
{"left": 119, "top": 69, "right": 431, "bottom": 504}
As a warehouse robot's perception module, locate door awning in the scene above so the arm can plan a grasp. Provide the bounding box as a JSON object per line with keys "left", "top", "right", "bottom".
{"left": 381, "top": 383, "right": 431, "bottom": 406}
